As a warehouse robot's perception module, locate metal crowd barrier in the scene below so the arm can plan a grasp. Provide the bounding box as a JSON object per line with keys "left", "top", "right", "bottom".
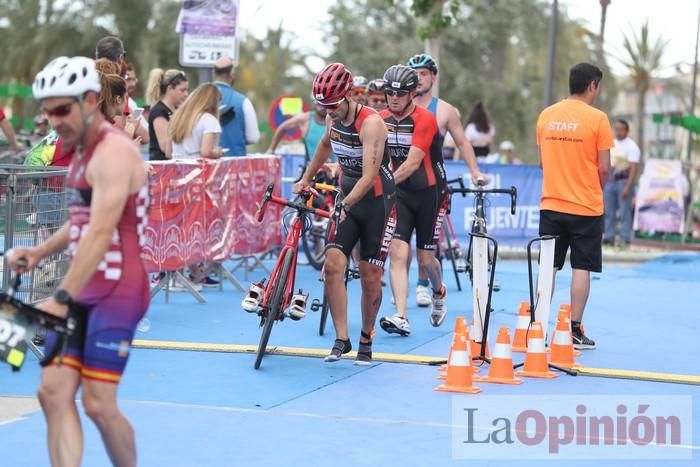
{"left": 0, "top": 164, "right": 69, "bottom": 303}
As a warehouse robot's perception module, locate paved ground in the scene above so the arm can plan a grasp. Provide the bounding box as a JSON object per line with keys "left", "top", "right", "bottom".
{"left": 0, "top": 254, "right": 698, "bottom": 466}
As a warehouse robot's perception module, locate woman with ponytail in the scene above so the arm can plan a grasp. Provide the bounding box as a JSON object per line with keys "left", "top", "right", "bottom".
{"left": 146, "top": 68, "right": 188, "bottom": 160}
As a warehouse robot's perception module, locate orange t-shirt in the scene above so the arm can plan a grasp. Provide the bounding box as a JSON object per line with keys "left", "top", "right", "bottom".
{"left": 536, "top": 98, "right": 614, "bottom": 216}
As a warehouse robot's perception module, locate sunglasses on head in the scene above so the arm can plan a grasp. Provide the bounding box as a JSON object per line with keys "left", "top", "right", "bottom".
{"left": 166, "top": 71, "right": 187, "bottom": 87}
{"left": 42, "top": 99, "right": 77, "bottom": 118}
{"left": 385, "top": 89, "right": 409, "bottom": 97}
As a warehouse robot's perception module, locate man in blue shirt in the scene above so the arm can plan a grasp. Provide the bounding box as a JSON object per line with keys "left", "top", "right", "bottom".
{"left": 213, "top": 57, "right": 260, "bottom": 156}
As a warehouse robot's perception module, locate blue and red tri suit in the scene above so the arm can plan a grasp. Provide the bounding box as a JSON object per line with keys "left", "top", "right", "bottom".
{"left": 45, "top": 125, "right": 150, "bottom": 383}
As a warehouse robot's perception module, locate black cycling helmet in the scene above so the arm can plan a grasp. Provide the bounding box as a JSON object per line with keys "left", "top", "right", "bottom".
{"left": 367, "top": 78, "right": 386, "bottom": 94}
{"left": 407, "top": 54, "right": 438, "bottom": 75}
{"left": 383, "top": 65, "right": 418, "bottom": 92}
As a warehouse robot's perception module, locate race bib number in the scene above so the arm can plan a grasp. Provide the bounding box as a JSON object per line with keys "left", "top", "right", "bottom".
{"left": 0, "top": 305, "right": 31, "bottom": 369}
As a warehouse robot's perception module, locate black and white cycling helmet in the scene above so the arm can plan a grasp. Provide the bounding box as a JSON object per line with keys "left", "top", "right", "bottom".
{"left": 383, "top": 65, "right": 418, "bottom": 92}
{"left": 33, "top": 56, "right": 101, "bottom": 100}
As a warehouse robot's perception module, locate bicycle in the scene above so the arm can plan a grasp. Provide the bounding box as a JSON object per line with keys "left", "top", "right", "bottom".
{"left": 294, "top": 181, "right": 360, "bottom": 337}
{"left": 246, "top": 183, "right": 334, "bottom": 369}
{"left": 448, "top": 176, "right": 517, "bottom": 361}
{"left": 0, "top": 257, "right": 78, "bottom": 371}
{"left": 311, "top": 254, "right": 360, "bottom": 337}
{"left": 447, "top": 177, "right": 517, "bottom": 289}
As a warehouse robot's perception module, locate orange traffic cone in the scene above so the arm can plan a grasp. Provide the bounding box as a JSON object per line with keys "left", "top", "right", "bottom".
{"left": 548, "top": 312, "right": 581, "bottom": 369}
{"left": 559, "top": 303, "right": 584, "bottom": 332}
{"left": 435, "top": 330, "right": 482, "bottom": 394}
{"left": 512, "top": 301, "right": 531, "bottom": 352}
{"left": 438, "top": 317, "right": 468, "bottom": 374}
{"left": 476, "top": 327, "right": 522, "bottom": 385}
{"left": 549, "top": 308, "right": 581, "bottom": 356}
{"left": 515, "top": 321, "right": 558, "bottom": 379}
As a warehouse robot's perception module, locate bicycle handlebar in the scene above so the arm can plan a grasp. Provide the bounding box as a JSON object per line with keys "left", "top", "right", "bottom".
{"left": 255, "top": 183, "right": 275, "bottom": 222}
{"left": 313, "top": 182, "right": 338, "bottom": 193}
{"left": 449, "top": 185, "right": 518, "bottom": 215}
{"left": 256, "top": 183, "right": 333, "bottom": 222}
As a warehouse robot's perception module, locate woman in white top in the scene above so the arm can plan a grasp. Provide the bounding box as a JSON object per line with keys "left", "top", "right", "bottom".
{"left": 464, "top": 101, "right": 495, "bottom": 158}
{"left": 170, "top": 83, "right": 226, "bottom": 159}
{"left": 168, "top": 83, "right": 225, "bottom": 289}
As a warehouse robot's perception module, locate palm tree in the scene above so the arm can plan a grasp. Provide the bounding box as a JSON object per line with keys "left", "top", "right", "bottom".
{"left": 621, "top": 20, "right": 668, "bottom": 155}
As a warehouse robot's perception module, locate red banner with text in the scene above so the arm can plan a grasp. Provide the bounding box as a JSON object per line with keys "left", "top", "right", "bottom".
{"left": 142, "top": 156, "right": 282, "bottom": 272}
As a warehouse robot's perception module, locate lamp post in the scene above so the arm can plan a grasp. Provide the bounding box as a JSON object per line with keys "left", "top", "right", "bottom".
{"left": 544, "top": 0, "right": 559, "bottom": 107}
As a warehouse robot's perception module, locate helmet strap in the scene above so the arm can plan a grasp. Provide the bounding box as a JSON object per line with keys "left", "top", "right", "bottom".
{"left": 76, "top": 94, "right": 99, "bottom": 152}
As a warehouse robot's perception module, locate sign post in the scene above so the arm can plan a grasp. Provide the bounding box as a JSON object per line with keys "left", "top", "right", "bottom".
{"left": 177, "top": 0, "right": 240, "bottom": 79}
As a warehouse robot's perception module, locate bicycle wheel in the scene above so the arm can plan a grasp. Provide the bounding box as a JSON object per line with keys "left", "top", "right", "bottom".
{"left": 442, "top": 224, "right": 462, "bottom": 291}
{"left": 302, "top": 221, "right": 327, "bottom": 270}
{"left": 254, "top": 249, "right": 293, "bottom": 369}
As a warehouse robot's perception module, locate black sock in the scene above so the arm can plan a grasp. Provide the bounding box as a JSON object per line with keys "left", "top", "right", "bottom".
{"left": 357, "top": 330, "right": 372, "bottom": 362}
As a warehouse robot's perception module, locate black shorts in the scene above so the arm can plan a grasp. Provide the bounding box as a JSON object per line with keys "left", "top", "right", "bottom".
{"left": 394, "top": 185, "right": 450, "bottom": 251}
{"left": 327, "top": 193, "right": 397, "bottom": 268}
{"left": 539, "top": 209, "right": 603, "bottom": 272}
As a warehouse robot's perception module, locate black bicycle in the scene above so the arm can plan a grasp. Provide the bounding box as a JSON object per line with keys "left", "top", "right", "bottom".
{"left": 447, "top": 177, "right": 517, "bottom": 288}
{"left": 0, "top": 258, "right": 78, "bottom": 371}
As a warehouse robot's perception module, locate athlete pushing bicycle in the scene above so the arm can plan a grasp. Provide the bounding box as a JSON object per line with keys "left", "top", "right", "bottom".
{"left": 294, "top": 63, "right": 396, "bottom": 365}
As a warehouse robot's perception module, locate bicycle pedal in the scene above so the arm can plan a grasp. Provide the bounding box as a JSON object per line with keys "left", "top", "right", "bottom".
{"left": 310, "top": 298, "right": 322, "bottom": 312}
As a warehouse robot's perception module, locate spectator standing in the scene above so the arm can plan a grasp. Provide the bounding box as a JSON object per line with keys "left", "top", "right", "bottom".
{"left": 145, "top": 69, "right": 189, "bottom": 160}
{"left": 213, "top": 57, "right": 260, "bottom": 156}
{"left": 603, "top": 119, "right": 640, "bottom": 247}
{"left": 465, "top": 101, "right": 495, "bottom": 158}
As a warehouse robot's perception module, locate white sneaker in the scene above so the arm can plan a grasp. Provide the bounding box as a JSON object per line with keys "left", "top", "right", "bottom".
{"left": 416, "top": 285, "right": 431, "bottom": 307}
{"left": 288, "top": 292, "right": 308, "bottom": 320}
{"left": 241, "top": 282, "right": 265, "bottom": 313}
{"left": 168, "top": 278, "right": 203, "bottom": 293}
{"left": 430, "top": 284, "right": 447, "bottom": 327}
{"left": 379, "top": 314, "right": 411, "bottom": 336}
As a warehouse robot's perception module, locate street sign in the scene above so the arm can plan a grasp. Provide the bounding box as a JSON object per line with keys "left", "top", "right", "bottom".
{"left": 179, "top": 34, "right": 238, "bottom": 68}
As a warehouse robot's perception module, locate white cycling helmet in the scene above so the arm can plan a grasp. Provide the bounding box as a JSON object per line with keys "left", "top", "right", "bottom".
{"left": 33, "top": 56, "right": 101, "bottom": 100}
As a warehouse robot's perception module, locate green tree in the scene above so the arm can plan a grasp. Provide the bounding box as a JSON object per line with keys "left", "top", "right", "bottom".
{"left": 621, "top": 20, "right": 668, "bottom": 154}
{"left": 325, "top": 0, "right": 600, "bottom": 162}
{"left": 235, "top": 24, "right": 319, "bottom": 151}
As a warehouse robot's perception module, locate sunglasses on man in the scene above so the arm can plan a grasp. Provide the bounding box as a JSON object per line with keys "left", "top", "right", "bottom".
{"left": 385, "top": 89, "right": 410, "bottom": 97}
{"left": 42, "top": 99, "right": 78, "bottom": 118}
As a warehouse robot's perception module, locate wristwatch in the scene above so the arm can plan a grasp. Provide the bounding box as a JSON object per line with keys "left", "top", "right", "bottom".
{"left": 53, "top": 289, "right": 73, "bottom": 307}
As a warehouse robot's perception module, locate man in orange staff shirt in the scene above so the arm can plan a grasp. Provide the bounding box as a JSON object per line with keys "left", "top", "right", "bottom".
{"left": 536, "top": 62, "right": 613, "bottom": 350}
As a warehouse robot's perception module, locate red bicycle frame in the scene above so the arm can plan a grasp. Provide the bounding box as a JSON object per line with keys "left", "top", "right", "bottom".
{"left": 256, "top": 185, "right": 331, "bottom": 318}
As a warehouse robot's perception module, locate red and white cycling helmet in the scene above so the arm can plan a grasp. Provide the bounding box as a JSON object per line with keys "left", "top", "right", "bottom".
{"left": 312, "top": 63, "right": 354, "bottom": 106}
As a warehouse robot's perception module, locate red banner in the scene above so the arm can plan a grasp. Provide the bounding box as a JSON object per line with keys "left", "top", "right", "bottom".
{"left": 142, "top": 156, "right": 282, "bottom": 272}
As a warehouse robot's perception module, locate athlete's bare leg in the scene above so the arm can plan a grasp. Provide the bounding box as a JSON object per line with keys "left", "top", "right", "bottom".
{"left": 82, "top": 379, "right": 136, "bottom": 467}
{"left": 38, "top": 365, "right": 83, "bottom": 467}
